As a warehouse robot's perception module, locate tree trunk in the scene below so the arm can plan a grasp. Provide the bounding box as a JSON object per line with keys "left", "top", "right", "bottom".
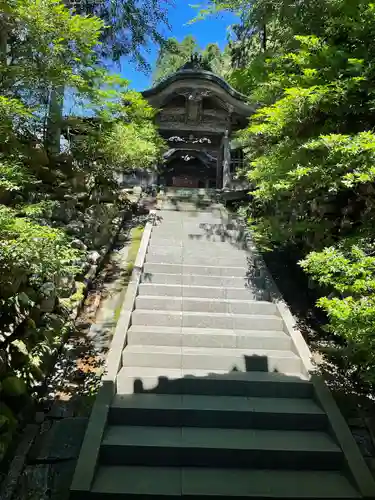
{"left": 262, "top": 23, "right": 267, "bottom": 51}
{"left": 46, "top": 85, "right": 64, "bottom": 155}
{"left": 0, "top": 14, "right": 8, "bottom": 65}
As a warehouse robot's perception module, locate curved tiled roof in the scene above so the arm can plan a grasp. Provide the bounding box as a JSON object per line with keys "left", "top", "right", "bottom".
{"left": 142, "top": 69, "right": 248, "bottom": 103}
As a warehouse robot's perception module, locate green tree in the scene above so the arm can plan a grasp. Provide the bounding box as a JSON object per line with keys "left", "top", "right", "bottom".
{"left": 81, "top": 0, "right": 172, "bottom": 70}
{"left": 199, "top": 0, "right": 375, "bottom": 386}
{"left": 0, "top": 0, "right": 165, "bottom": 451}
{"left": 153, "top": 35, "right": 199, "bottom": 83}
{"left": 0, "top": 0, "right": 105, "bottom": 153}
{"left": 202, "top": 42, "right": 231, "bottom": 76}
{"left": 152, "top": 35, "right": 230, "bottom": 83}
{"left": 43, "top": 0, "right": 172, "bottom": 155}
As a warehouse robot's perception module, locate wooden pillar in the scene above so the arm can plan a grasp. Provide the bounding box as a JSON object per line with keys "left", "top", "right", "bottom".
{"left": 216, "top": 144, "right": 223, "bottom": 188}
{"left": 222, "top": 130, "right": 231, "bottom": 189}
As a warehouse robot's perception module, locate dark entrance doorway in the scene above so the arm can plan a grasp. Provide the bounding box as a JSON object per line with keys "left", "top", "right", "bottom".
{"left": 172, "top": 175, "right": 199, "bottom": 188}
{"left": 162, "top": 156, "right": 216, "bottom": 189}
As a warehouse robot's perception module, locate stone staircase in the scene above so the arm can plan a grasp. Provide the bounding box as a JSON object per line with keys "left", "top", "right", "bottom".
{"left": 71, "top": 194, "right": 375, "bottom": 499}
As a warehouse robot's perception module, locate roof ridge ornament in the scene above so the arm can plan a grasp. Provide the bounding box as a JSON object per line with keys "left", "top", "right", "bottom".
{"left": 178, "top": 52, "right": 212, "bottom": 72}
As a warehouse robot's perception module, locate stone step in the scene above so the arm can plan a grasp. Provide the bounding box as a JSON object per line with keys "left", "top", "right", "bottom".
{"left": 116, "top": 366, "right": 312, "bottom": 398}
{"left": 148, "top": 241, "right": 248, "bottom": 252}
{"left": 145, "top": 253, "right": 249, "bottom": 265}
{"left": 161, "top": 202, "right": 216, "bottom": 212}
{"left": 138, "top": 283, "right": 269, "bottom": 301}
{"left": 131, "top": 309, "right": 284, "bottom": 331}
{"left": 151, "top": 232, "right": 242, "bottom": 240}
{"left": 147, "top": 241, "right": 248, "bottom": 254}
{"left": 153, "top": 222, "right": 236, "bottom": 231}
{"left": 152, "top": 220, "right": 237, "bottom": 227}
{"left": 151, "top": 224, "right": 240, "bottom": 231}
{"left": 161, "top": 201, "right": 219, "bottom": 207}
{"left": 155, "top": 214, "right": 226, "bottom": 223}
{"left": 153, "top": 218, "right": 237, "bottom": 225}
{"left": 150, "top": 233, "right": 246, "bottom": 244}
{"left": 91, "top": 466, "right": 361, "bottom": 498}
{"left": 146, "top": 252, "right": 249, "bottom": 266}
{"left": 147, "top": 242, "right": 248, "bottom": 253}
{"left": 100, "top": 426, "right": 343, "bottom": 470}
{"left": 162, "top": 197, "right": 219, "bottom": 202}
{"left": 147, "top": 243, "right": 249, "bottom": 253}
{"left": 161, "top": 194, "right": 217, "bottom": 201}
{"left": 163, "top": 188, "right": 217, "bottom": 196}
{"left": 109, "top": 393, "right": 327, "bottom": 431}
{"left": 140, "top": 272, "right": 250, "bottom": 288}
{"left": 143, "top": 262, "right": 248, "bottom": 277}
{"left": 127, "top": 326, "right": 292, "bottom": 350}
{"left": 155, "top": 213, "right": 232, "bottom": 221}
{"left": 135, "top": 296, "right": 277, "bottom": 315}
{"left": 154, "top": 221, "right": 239, "bottom": 228}
{"left": 151, "top": 226, "right": 244, "bottom": 235}
{"left": 122, "top": 345, "right": 302, "bottom": 374}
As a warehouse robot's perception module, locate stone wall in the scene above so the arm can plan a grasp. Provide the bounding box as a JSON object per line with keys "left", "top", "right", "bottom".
{"left": 0, "top": 190, "right": 138, "bottom": 466}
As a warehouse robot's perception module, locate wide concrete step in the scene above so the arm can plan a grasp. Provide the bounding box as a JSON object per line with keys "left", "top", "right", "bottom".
{"left": 116, "top": 366, "right": 312, "bottom": 398}
{"left": 154, "top": 216, "right": 233, "bottom": 223}
{"left": 109, "top": 393, "right": 327, "bottom": 430}
{"left": 145, "top": 255, "right": 250, "bottom": 267}
{"left": 155, "top": 214, "right": 226, "bottom": 223}
{"left": 151, "top": 219, "right": 240, "bottom": 229}
{"left": 150, "top": 229, "right": 244, "bottom": 238}
{"left": 146, "top": 252, "right": 249, "bottom": 266}
{"left": 146, "top": 244, "right": 249, "bottom": 256}
{"left": 127, "top": 326, "right": 292, "bottom": 350}
{"left": 122, "top": 345, "right": 302, "bottom": 373}
{"left": 152, "top": 219, "right": 238, "bottom": 227}
{"left": 148, "top": 238, "right": 245, "bottom": 246}
{"left": 146, "top": 248, "right": 253, "bottom": 262}
{"left": 143, "top": 262, "right": 248, "bottom": 277}
{"left": 140, "top": 272, "right": 261, "bottom": 288}
{"left": 161, "top": 200, "right": 218, "bottom": 206}
{"left": 148, "top": 243, "right": 248, "bottom": 255}
{"left": 100, "top": 425, "right": 343, "bottom": 470}
{"left": 149, "top": 235, "right": 246, "bottom": 245}
{"left": 163, "top": 189, "right": 217, "bottom": 198}
{"left": 153, "top": 226, "right": 236, "bottom": 235}
{"left": 162, "top": 193, "right": 217, "bottom": 202}
{"left": 152, "top": 221, "right": 240, "bottom": 229}
{"left": 152, "top": 220, "right": 239, "bottom": 226}
{"left": 131, "top": 309, "right": 283, "bottom": 330}
{"left": 92, "top": 466, "right": 360, "bottom": 498}
{"left": 135, "top": 296, "right": 278, "bottom": 315}
{"left": 161, "top": 202, "right": 217, "bottom": 211}
{"left": 138, "top": 283, "right": 269, "bottom": 301}
{"left": 152, "top": 218, "right": 237, "bottom": 225}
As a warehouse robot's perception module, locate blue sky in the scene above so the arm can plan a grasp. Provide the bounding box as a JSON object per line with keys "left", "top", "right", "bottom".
{"left": 114, "top": 1, "right": 237, "bottom": 91}
{"left": 64, "top": 2, "right": 237, "bottom": 114}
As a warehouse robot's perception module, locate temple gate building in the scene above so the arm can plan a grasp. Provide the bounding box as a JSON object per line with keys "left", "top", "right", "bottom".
{"left": 141, "top": 54, "right": 253, "bottom": 194}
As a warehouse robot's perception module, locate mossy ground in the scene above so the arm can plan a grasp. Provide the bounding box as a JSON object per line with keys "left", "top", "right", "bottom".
{"left": 114, "top": 225, "right": 144, "bottom": 321}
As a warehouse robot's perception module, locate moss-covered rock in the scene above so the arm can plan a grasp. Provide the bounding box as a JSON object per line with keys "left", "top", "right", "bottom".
{"left": 2, "top": 375, "right": 28, "bottom": 397}
{"left": 0, "top": 430, "right": 13, "bottom": 462}
{"left": 0, "top": 402, "right": 17, "bottom": 431}
{"left": 0, "top": 403, "right": 17, "bottom": 462}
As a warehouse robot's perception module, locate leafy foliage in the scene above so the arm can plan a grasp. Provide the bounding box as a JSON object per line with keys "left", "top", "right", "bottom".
{"left": 0, "top": 0, "right": 165, "bottom": 456}
{"left": 301, "top": 244, "right": 375, "bottom": 383}
{"left": 200, "top": 0, "right": 375, "bottom": 385}
{"left": 82, "top": 0, "right": 172, "bottom": 70}
{"left": 153, "top": 35, "right": 231, "bottom": 83}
